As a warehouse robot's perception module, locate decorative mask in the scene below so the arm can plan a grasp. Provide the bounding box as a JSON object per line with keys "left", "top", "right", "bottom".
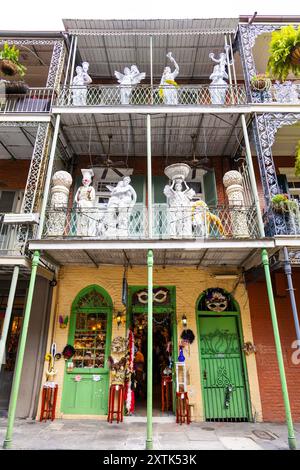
{"left": 205, "top": 288, "right": 228, "bottom": 312}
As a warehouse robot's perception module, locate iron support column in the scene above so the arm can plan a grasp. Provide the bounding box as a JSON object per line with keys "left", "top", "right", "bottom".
{"left": 63, "top": 34, "right": 74, "bottom": 88}
{"left": 147, "top": 114, "right": 153, "bottom": 238}
{"left": 69, "top": 35, "right": 78, "bottom": 86}
{"left": 240, "top": 114, "right": 265, "bottom": 238}
{"left": 3, "top": 251, "right": 40, "bottom": 450}
{"left": 0, "top": 265, "right": 20, "bottom": 373}
{"left": 261, "top": 248, "right": 297, "bottom": 450}
{"left": 37, "top": 114, "right": 61, "bottom": 239}
{"left": 283, "top": 247, "right": 300, "bottom": 343}
{"left": 146, "top": 249, "right": 153, "bottom": 450}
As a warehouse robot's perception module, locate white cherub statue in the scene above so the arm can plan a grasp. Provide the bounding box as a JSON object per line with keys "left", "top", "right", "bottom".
{"left": 114, "top": 65, "right": 146, "bottom": 105}
{"left": 159, "top": 52, "right": 180, "bottom": 105}
{"left": 72, "top": 62, "right": 92, "bottom": 106}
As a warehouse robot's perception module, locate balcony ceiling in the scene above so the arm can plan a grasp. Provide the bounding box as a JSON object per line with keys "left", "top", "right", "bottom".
{"left": 61, "top": 112, "right": 243, "bottom": 160}
{"left": 0, "top": 124, "right": 37, "bottom": 160}
{"left": 63, "top": 18, "right": 240, "bottom": 81}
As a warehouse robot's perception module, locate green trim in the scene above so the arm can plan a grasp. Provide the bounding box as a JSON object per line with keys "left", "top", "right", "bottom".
{"left": 196, "top": 291, "right": 252, "bottom": 422}
{"left": 61, "top": 284, "right": 113, "bottom": 415}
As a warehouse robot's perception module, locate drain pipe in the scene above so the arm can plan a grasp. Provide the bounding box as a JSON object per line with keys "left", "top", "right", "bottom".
{"left": 146, "top": 249, "right": 153, "bottom": 450}
{"left": 262, "top": 249, "right": 297, "bottom": 450}
{"left": 283, "top": 247, "right": 300, "bottom": 343}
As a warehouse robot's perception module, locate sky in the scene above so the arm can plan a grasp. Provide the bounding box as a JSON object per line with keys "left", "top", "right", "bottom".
{"left": 0, "top": 0, "right": 299, "bottom": 31}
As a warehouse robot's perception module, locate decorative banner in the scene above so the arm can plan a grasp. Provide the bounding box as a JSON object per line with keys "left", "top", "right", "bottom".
{"left": 92, "top": 375, "right": 101, "bottom": 382}
{"left": 74, "top": 375, "right": 82, "bottom": 382}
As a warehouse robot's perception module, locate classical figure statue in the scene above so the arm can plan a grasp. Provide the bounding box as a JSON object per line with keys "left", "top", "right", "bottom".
{"left": 209, "top": 48, "right": 231, "bottom": 104}
{"left": 72, "top": 62, "right": 92, "bottom": 106}
{"left": 114, "top": 65, "right": 146, "bottom": 105}
{"left": 159, "top": 52, "right": 179, "bottom": 105}
{"left": 105, "top": 176, "right": 137, "bottom": 237}
{"left": 163, "top": 178, "right": 195, "bottom": 238}
{"left": 75, "top": 169, "right": 96, "bottom": 236}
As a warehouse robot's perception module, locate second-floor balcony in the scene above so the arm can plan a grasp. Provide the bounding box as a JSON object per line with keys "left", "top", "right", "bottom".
{"left": 55, "top": 84, "right": 247, "bottom": 109}
{"left": 42, "top": 203, "right": 260, "bottom": 241}
{"left": 0, "top": 87, "right": 55, "bottom": 114}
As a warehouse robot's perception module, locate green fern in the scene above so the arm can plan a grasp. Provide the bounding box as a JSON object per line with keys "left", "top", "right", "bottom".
{"left": 295, "top": 141, "right": 300, "bottom": 177}
{"left": 267, "top": 25, "right": 300, "bottom": 81}
{"left": 0, "top": 42, "right": 26, "bottom": 77}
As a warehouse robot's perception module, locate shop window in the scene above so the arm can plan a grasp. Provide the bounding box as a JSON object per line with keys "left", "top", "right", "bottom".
{"left": 73, "top": 311, "right": 107, "bottom": 369}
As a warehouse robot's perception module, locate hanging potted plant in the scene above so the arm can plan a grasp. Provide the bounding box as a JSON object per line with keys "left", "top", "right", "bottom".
{"left": 295, "top": 140, "right": 300, "bottom": 177}
{"left": 0, "top": 43, "right": 28, "bottom": 96}
{"left": 271, "top": 193, "right": 298, "bottom": 213}
{"left": 267, "top": 25, "right": 300, "bottom": 81}
{"left": 250, "top": 73, "right": 271, "bottom": 92}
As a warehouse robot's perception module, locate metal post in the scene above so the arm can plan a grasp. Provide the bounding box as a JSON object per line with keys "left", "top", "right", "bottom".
{"left": 37, "top": 115, "right": 61, "bottom": 239}
{"left": 261, "top": 249, "right": 297, "bottom": 450}
{"left": 63, "top": 35, "right": 74, "bottom": 88}
{"left": 150, "top": 35, "right": 153, "bottom": 104}
{"left": 0, "top": 266, "right": 19, "bottom": 373}
{"left": 240, "top": 114, "right": 265, "bottom": 238}
{"left": 224, "top": 34, "right": 233, "bottom": 87}
{"left": 229, "top": 34, "right": 238, "bottom": 86}
{"left": 3, "top": 251, "right": 40, "bottom": 450}
{"left": 146, "top": 249, "right": 153, "bottom": 450}
{"left": 283, "top": 247, "right": 300, "bottom": 343}
{"left": 69, "top": 35, "right": 78, "bottom": 86}
{"left": 147, "top": 114, "right": 153, "bottom": 238}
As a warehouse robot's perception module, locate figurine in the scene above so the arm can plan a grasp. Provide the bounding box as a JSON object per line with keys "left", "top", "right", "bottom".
{"left": 105, "top": 176, "right": 137, "bottom": 237}
{"left": 159, "top": 52, "right": 179, "bottom": 105}
{"left": 72, "top": 62, "right": 92, "bottom": 106}
{"left": 114, "top": 65, "right": 146, "bottom": 105}
{"left": 209, "top": 48, "right": 231, "bottom": 104}
{"left": 75, "top": 169, "right": 96, "bottom": 236}
{"left": 164, "top": 178, "right": 195, "bottom": 238}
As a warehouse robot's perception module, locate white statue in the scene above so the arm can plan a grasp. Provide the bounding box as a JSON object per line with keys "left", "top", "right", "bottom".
{"left": 163, "top": 178, "right": 195, "bottom": 238}
{"left": 105, "top": 176, "right": 137, "bottom": 237}
{"left": 75, "top": 169, "right": 96, "bottom": 236}
{"left": 72, "top": 62, "right": 92, "bottom": 106}
{"left": 114, "top": 65, "right": 146, "bottom": 105}
{"left": 209, "top": 48, "right": 230, "bottom": 104}
{"left": 159, "top": 52, "right": 179, "bottom": 105}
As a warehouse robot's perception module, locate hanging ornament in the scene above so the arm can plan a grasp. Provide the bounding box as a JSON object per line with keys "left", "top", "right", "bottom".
{"left": 178, "top": 345, "right": 185, "bottom": 362}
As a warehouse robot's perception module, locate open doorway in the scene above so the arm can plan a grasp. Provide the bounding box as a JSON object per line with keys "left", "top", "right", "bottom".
{"left": 132, "top": 311, "right": 174, "bottom": 416}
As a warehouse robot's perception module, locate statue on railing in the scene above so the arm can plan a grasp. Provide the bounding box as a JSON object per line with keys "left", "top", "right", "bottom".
{"left": 105, "top": 176, "right": 137, "bottom": 237}
{"left": 114, "top": 65, "right": 146, "bottom": 105}
{"left": 75, "top": 169, "right": 96, "bottom": 236}
{"left": 72, "top": 62, "right": 92, "bottom": 106}
{"left": 159, "top": 52, "right": 180, "bottom": 105}
{"left": 209, "top": 47, "right": 231, "bottom": 104}
{"left": 163, "top": 164, "right": 195, "bottom": 238}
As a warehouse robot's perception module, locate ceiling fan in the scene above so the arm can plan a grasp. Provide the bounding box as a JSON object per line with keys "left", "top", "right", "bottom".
{"left": 92, "top": 134, "right": 128, "bottom": 179}
{"left": 181, "top": 133, "right": 212, "bottom": 179}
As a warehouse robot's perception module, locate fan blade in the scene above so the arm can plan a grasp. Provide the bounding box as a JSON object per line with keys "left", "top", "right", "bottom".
{"left": 101, "top": 168, "right": 108, "bottom": 179}
{"left": 192, "top": 168, "right": 196, "bottom": 180}
{"left": 113, "top": 168, "right": 125, "bottom": 177}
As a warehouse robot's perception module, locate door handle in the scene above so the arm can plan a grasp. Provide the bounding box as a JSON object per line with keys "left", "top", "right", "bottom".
{"left": 203, "top": 370, "right": 207, "bottom": 380}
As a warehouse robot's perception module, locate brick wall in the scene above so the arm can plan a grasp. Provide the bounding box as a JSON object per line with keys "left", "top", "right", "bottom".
{"left": 248, "top": 271, "right": 300, "bottom": 422}
{"left": 0, "top": 160, "right": 30, "bottom": 190}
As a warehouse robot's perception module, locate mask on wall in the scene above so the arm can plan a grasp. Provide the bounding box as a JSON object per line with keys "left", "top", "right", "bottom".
{"left": 205, "top": 289, "right": 228, "bottom": 312}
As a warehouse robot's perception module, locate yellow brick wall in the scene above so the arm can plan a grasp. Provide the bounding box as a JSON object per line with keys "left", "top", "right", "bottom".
{"left": 38, "top": 264, "right": 262, "bottom": 422}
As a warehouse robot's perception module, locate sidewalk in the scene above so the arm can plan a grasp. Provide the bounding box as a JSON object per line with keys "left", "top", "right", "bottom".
{"left": 0, "top": 418, "right": 299, "bottom": 450}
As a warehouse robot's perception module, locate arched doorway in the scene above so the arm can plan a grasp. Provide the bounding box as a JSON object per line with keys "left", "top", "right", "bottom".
{"left": 196, "top": 288, "right": 252, "bottom": 422}
{"left": 61, "top": 285, "right": 113, "bottom": 415}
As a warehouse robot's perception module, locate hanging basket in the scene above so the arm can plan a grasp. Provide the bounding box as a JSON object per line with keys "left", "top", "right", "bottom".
{"left": 4, "top": 80, "right": 29, "bottom": 95}
{"left": 250, "top": 77, "right": 271, "bottom": 92}
{"left": 0, "top": 59, "right": 19, "bottom": 76}
{"left": 290, "top": 44, "right": 300, "bottom": 66}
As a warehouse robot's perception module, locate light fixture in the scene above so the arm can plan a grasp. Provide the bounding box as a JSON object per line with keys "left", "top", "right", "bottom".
{"left": 181, "top": 314, "right": 187, "bottom": 328}
{"left": 116, "top": 311, "right": 122, "bottom": 328}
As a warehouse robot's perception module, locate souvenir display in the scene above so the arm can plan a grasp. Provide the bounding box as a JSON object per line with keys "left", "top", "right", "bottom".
{"left": 71, "top": 312, "right": 107, "bottom": 368}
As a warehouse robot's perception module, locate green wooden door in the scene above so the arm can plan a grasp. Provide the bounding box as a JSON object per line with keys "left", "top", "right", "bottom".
{"left": 199, "top": 315, "right": 249, "bottom": 421}
{"left": 61, "top": 285, "right": 112, "bottom": 415}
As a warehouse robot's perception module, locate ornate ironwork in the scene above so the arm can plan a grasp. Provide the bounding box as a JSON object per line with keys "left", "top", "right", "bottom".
{"left": 76, "top": 288, "right": 109, "bottom": 308}
{"left": 200, "top": 330, "right": 240, "bottom": 356}
{"left": 0, "top": 39, "right": 61, "bottom": 46}
{"left": 46, "top": 41, "right": 66, "bottom": 91}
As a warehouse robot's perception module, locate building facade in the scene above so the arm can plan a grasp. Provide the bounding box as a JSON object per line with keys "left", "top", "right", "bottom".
{"left": 1, "top": 15, "right": 300, "bottom": 448}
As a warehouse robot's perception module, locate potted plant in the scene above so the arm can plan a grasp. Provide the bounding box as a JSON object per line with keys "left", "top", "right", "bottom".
{"left": 0, "top": 43, "right": 26, "bottom": 77}
{"left": 295, "top": 141, "right": 300, "bottom": 177}
{"left": 250, "top": 73, "right": 271, "bottom": 92}
{"left": 267, "top": 25, "right": 300, "bottom": 81}
{"left": 271, "top": 193, "right": 298, "bottom": 213}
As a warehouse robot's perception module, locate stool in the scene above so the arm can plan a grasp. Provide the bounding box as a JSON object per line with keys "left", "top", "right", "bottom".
{"left": 161, "top": 375, "right": 173, "bottom": 412}
{"left": 176, "top": 391, "right": 190, "bottom": 425}
{"left": 40, "top": 383, "right": 58, "bottom": 421}
{"left": 107, "top": 384, "right": 124, "bottom": 423}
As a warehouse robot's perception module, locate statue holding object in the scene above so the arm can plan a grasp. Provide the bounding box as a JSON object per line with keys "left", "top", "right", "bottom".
{"left": 72, "top": 62, "right": 92, "bottom": 106}
{"left": 75, "top": 169, "right": 96, "bottom": 236}
{"left": 159, "top": 52, "right": 179, "bottom": 105}
{"left": 105, "top": 176, "right": 137, "bottom": 237}
{"left": 114, "top": 65, "right": 146, "bottom": 105}
{"left": 209, "top": 47, "right": 232, "bottom": 104}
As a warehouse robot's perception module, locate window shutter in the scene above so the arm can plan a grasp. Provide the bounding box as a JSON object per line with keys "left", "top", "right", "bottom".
{"left": 277, "top": 174, "right": 289, "bottom": 195}
{"left": 203, "top": 171, "right": 217, "bottom": 206}
{"left": 152, "top": 175, "right": 168, "bottom": 203}
{"left": 130, "top": 175, "right": 145, "bottom": 203}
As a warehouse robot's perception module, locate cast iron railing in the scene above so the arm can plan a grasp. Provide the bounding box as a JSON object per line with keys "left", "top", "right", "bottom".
{"left": 0, "top": 87, "right": 55, "bottom": 113}
{"left": 55, "top": 84, "right": 247, "bottom": 107}
{"left": 42, "top": 203, "right": 260, "bottom": 240}
{"left": 263, "top": 200, "right": 300, "bottom": 236}
{"left": 0, "top": 213, "right": 30, "bottom": 255}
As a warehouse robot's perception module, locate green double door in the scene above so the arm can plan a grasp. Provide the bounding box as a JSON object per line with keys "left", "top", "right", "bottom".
{"left": 199, "top": 315, "right": 250, "bottom": 421}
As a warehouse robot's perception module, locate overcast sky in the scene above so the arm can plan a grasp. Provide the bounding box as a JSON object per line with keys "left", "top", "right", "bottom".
{"left": 0, "top": 0, "right": 298, "bottom": 31}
